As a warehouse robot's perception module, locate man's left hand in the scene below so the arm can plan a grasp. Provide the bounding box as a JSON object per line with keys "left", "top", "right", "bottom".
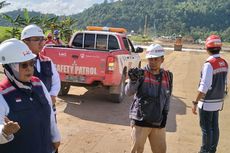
{"left": 192, "top": 104, "right": 197, "bottom": 115}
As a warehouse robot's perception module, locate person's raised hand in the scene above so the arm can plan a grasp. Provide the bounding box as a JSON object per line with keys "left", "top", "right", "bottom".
{"left": 128, "top": 68, "right": 144, "bottom": 82}
{"left": 2, "top": 117, "right": 20, "bottom": 136}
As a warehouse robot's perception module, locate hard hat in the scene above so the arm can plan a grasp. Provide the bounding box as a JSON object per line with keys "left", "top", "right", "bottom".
{"left": 21, "top": 24, "right": 45, "bottom": 40}
{"left": 0, "top": 38, "right": 36, "bottom": 64}
{"left": 205, "top": 35, "right": 222, "bottom": 49}
{"left": 146, "top": 44, "right": 165, "bottom": 58}
{"left": 53, "top": 30, "right": 59, "bottom": 35}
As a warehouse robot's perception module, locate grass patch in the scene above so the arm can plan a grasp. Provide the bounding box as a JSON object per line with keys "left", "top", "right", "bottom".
{"left": 129, "top": 35, "right": 152, "bottom": 43}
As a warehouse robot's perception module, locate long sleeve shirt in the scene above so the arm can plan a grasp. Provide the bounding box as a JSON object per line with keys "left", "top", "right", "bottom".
{"left": 36, "top": 59, "right": 60, "bottom": 96}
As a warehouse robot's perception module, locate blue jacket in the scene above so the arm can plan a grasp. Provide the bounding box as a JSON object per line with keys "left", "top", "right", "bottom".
{"left": 0, "top": 77, "right": 53, "bottom": 153}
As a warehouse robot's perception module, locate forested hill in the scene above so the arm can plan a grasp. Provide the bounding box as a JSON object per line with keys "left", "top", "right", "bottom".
{"left": 72, "top": 0, "right": 230, "bottom": 40}
{"left": 1, "top": 0, "right": 230, "bottom": 40}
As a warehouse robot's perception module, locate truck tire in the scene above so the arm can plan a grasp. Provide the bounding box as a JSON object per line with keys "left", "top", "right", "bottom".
{"left": 58, "top": 82, "right": 70, "bottom": 96}
{"left": 111, "top": 74, "right": 126, "bottom": 103}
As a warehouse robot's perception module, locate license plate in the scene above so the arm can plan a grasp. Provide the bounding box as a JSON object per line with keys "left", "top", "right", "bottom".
{"left": 65, "top": 75, "right": 85, "bottom": 83}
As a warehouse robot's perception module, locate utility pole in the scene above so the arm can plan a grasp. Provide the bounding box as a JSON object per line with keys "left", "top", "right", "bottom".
{"left": 144, "top": 15, "right": 148, "bottom": 36}
{"left": 153, "top": 19, "right": 157, "bottom": 38}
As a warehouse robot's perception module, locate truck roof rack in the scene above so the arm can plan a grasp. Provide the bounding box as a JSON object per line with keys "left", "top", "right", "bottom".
{"left": 86, "top": 26, "right": 127, "bottom": 33}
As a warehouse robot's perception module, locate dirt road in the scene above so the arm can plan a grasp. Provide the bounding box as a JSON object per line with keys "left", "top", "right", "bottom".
{"left": 0, "top": 50, "right": 230, "bottom": 153}
{"left": 53, "top": 50, "right": 230, "bottom": 153}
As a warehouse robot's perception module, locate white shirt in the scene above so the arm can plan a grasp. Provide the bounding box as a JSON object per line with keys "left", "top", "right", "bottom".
{"left": 36, "top": 59, "right": 61, "bottom": 96}
{"left": 0, "top": 81, "right": 61, "bottom": 144}
{"left": 198, "top": 55, "right": 214, "bottom": 94}
{"left": 198, "top": 54, "right": 227, "bottom": 111}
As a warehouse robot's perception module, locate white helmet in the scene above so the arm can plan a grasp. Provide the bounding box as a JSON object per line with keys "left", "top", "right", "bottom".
{"left": 0, "top": 38, "right": 36, "bottom": 64}
{"left": 21, "top": 24, "right": 44, "bottom": 40}
{"left": 146, "top": 44, "right": 165, "bottom": 58}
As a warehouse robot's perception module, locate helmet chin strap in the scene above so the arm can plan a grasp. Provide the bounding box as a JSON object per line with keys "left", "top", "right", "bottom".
{"left": 8, "top": 63, "right": 20, "bottom": 79}
{"left": 3, "top": 64, "right": 32, "bottom": 91}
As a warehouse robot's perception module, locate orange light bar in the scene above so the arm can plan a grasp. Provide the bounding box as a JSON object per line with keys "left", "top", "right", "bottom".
{"left": 86, "top": 26, "right": 127, "bottom": 33}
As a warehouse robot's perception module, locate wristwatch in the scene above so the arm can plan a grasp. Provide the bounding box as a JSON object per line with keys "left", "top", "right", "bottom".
{"left": 192, "top": 101, "right": 198, "bottom": 105}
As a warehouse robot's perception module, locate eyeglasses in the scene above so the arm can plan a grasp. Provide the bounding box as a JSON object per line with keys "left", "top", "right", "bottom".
{"left": 19, "top": 60, "right": 35, "bottom": 69}
{"left": 27, "top": 37, "right": 45, "bottom": 42}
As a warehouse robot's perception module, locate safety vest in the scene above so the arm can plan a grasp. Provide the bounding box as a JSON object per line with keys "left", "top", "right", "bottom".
{"left": 201, "top": 57, "right": 228, "bottom": 105}
{"left": 0, "top": 77, "right": 52, "bottom": 153}
{"left": 129, "top": 69, "right": 172, "bottom": 126}
{"left": 34, "top": 54, "right": 53, "bottom": 92}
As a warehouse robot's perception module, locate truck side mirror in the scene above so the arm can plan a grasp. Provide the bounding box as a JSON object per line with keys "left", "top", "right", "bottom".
{"left": 135, "top": 47, "right": 143, "bottom": 53}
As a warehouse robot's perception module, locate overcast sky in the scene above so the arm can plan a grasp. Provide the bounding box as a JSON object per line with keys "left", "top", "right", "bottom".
{"left": 0, "top": 0, "right": 111, "bottom": 15}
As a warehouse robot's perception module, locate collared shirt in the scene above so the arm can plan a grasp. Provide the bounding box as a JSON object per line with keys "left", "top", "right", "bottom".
{"left": 198, "top": 54, "right": 228, "bottom": 111}
{"left": 0, "top": 81, "right": 61, "bottom": 144}
{"left": 36, "top": 59, "right": 60, "bottom": 96}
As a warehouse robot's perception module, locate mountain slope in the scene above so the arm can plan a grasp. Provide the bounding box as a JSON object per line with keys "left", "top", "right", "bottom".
{"left": 1, "top": 0, "right": 230, "bottom": 41}
{"left": 72, "top": 0, "right": 230, "bottom": 39}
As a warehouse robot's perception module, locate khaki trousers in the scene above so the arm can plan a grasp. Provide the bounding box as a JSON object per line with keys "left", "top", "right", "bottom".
{"left": 131, "top": 125, "right": 166, "bottom": 153}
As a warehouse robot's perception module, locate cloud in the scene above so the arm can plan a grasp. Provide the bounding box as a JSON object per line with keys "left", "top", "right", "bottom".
{"left": 0, "top": 0, "right": 105, "bottom": 15}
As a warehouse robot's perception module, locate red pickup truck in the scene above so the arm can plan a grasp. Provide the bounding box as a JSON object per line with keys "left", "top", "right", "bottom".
{"left": 42, "top": 26, "right": 143, "bottom": 103}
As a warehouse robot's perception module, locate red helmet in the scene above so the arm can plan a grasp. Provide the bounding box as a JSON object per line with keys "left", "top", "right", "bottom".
{"left": 205, "top": 35, "right": 222, "bottom": 49}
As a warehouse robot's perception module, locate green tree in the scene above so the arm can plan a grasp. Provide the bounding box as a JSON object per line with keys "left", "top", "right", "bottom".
{"left": 71, "top": 0, "right": 230, "bottom": 42}
{"left": 1, "top": 14, "right": 21, "bottom": 38}
{"left": 57, "top": 17, "right": 77, "bottom": 42}
{"left": 44, "top": 16, "right": 59, "bottom": 34}
{"left": 1, "top": 0, "right": 230, "bottom": 42}
{"left": 36, "top": 15, "right": 59, "bottom": 34}
{"left": 18, "top": 8, "right": 40, "bottom": 26}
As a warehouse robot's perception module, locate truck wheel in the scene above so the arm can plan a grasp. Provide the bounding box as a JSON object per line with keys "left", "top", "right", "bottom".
{"left": 111, "top": 74, "right": 126, "bottom": 103}
{"left": 58, "top": 82, "right": 70, "bottom": 96}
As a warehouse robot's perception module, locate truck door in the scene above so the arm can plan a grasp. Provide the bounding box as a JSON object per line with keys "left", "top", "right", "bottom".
{"left": 128, "top": 38, "right": 141, "bottom": 68}
{"left": 122, "top": 37, "right": 141, "bottom": 69}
